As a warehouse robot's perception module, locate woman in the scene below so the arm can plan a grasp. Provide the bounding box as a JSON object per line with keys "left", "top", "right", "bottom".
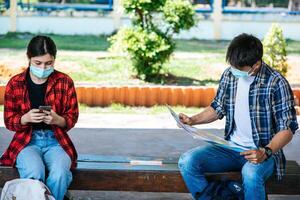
{"left": 0, "top": 35, "right": 79, "bottom": 200}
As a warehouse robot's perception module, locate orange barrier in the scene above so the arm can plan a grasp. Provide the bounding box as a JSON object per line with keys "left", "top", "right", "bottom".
{"left": 73, "top": 86, "right": 218, "bottom": 107}
{"left": 0, "top": 85, "right": 299, "bottom": 110}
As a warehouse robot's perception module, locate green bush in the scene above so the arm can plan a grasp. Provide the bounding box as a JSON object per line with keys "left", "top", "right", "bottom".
{"left": 109, "top": 0, "right": 196, "bottom": 82}
{"left": 263, "top": 23, "right": 289, "bottom": 77}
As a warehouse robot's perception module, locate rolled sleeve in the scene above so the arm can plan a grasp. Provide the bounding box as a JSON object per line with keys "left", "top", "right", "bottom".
{"left": 211, "top": 100, "right": 225, "bottom": 119}
{"left": 272, "top": 79, "right": 298, "bottom": 134}
{"left": 210, "top": 70, "right": 229, "bottom": 120}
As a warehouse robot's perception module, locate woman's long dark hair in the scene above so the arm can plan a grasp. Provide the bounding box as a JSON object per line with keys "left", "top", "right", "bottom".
{"left": 27, "top": 35, "right": 57, "bottom": 59}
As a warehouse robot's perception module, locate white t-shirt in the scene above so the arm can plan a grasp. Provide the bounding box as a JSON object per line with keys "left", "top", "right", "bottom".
{"left": 230, "top": 76, "right": 257, "bottom": 149}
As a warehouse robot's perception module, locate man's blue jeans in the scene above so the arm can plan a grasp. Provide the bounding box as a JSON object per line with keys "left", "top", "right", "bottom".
{"left": 178, "top": 145, "right": 275, "bottom": 200}
{"left": 16, "top": 130, "right": 72, "bottom": 200}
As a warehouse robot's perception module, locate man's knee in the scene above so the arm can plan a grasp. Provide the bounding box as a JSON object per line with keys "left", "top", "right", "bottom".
{"left": 241, "top": 163, "right": 263, "bottom": 185}
{"left": 178, "top": 150, "right": 202, "bottom": 173}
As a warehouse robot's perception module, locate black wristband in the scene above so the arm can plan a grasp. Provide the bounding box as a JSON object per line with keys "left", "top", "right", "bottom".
{"left": 264, "top": 146, "right": 273, "bottom": 159}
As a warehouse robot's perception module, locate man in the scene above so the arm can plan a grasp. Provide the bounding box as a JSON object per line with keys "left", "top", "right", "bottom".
{"left": 178, "top": 33, "right": 298, "bottom": 200}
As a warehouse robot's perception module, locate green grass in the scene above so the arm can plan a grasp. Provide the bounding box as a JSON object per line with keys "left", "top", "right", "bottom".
{"left": 0, "top": 48, "right": 224, "bottom": 86}
{"left": 63, "top": 54, "right": 224, "bottom": 86}
{"left": 79, "top": 103, "right": 203, "bottom": 114}
{"left": 175, "top": 39, "right": 228, "bottom": 53}
{"left": 286, "top": 39, "right": 300, "bottom": 55}
{"left": 0, "top": 33, "right": 299, "bottom": 87}
{"left": 0, "top": 32, "right": 110, "bottom": 51}
{"left": 0, "top": 103, "right": 202, "bottom": 114}
{"left": 1, "top": 32, "right": 299, "bottom": 54}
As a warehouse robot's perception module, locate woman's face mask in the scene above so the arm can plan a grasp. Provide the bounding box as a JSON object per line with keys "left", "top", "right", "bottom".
{"left": 29, "top": 53, "right": 55, "bottom": 79}
{"left": 30, "top": 65, "right": 54, "bottom": 79}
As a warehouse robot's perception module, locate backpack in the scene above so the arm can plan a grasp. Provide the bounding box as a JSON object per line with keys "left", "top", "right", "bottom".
{"left": 0, "top": 178, "right": 55, "bottom": 200}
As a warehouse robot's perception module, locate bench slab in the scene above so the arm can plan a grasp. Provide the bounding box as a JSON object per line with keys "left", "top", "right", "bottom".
{"left": 0, "top": 154, "right": 299, "bottom": 195}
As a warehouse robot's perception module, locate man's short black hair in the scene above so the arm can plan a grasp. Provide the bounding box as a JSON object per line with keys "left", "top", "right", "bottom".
{"left": 226, "top": 33, "right": 263, "bottom": 68}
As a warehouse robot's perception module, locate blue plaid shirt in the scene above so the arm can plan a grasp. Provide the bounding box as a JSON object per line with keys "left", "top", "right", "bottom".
{"left": 211, "top": 62, "right": 298, "bottom": 180}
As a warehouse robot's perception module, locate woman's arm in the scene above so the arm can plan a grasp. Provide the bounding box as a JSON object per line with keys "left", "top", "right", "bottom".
{"left": 43, "top": 77, "right": 78, "bottom": 130}
{"left": 4, "top": 82, "right": 31, "bottom": 132}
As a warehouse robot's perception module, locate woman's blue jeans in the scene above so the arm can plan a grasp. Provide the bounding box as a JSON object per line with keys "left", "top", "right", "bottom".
{"left": 16, "top": 130, "right": 72, "bottom": 200}
{"left": 178, "top": 145, "right": 275, "bottom": 200}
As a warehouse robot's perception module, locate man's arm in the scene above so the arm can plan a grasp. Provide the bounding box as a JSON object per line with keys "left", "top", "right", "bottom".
{"left": 179, "top": 106, "right": 219, "bottom": 126}
{"left": 266, "top": 129, "right": 293, "bottom": 154}
{"left": 180, "top": 70, "right": 230, "bottom": 126}
{"left": 241, "top": 129, "right": 293, "bottom": 164}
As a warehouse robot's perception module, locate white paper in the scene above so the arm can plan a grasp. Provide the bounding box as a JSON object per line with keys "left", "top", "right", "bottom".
{"left": 167, "top": 105, "right": 248, "bottom": 152}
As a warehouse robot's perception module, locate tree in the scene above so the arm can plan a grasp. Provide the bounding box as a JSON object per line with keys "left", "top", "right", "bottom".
{"left": 263, "top": 23, "right": 289, "bottom": 77}
{"left": 109, "top": 0, "right": 196, "bottom": 82}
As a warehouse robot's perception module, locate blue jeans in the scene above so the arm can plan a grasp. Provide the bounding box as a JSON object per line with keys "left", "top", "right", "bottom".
{"left": 178, "top": 145, "right": 275, "bottom": 200}
{"left": 16, "top": 130, "right": 72, "bottom": 200}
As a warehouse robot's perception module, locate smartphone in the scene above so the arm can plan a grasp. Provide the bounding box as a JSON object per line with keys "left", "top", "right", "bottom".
{"left": 39, "top": 105, "right": 52, "bottom": 112}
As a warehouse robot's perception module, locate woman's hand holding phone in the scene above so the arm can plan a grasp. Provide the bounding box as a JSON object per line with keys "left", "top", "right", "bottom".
{"left": 21, "top": 106, "right": 67, "bottom": 128}
{"left": 42, "top": 108, "right": 67, "bottom": 128}
{"left": 21, "top": 109, "right": 47, "bottom": 125}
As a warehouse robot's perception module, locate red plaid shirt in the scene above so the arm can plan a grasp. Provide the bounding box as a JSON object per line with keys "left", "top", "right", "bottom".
{"left": 0, "top": 68, "right": 79, "bottom": 168}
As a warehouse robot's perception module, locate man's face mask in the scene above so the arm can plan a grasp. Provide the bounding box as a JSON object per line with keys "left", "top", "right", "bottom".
{"left": 230, "top": 62, "right": 260, "bottom": 78}
{"left": 230, "top": 67, "right": 251, "bottom": 79}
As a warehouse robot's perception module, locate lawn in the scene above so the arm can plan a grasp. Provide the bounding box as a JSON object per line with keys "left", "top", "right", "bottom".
{"left": 0, "top": 33, "right": 110, "bottom": 51}
{"left": 79, "top": 103, "right": 203, "bottom": 114}
{"left": 0, "top": 33, "right": 300, "bottom": 87}
{"left": 0, "top": 33, "right": 228, "bottom": 86}
{"left": 0, "top": 32, "right": 229, "bottom": 52}
{"left": 61, "top": 53, "right": 224, "bottom": 86}
{"left": 0, "top": 103, "right": 202, "bottom": 114}
{"left": 1, "top": 32, "right": 300, "bottom": 54}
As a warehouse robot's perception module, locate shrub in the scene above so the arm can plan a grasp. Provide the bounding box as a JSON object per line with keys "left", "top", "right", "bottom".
{"left": 109, "top": 0, "right": 196, "bottom": 82}
{"left": 263, "top": 23, "right": 289, "bottom": 77}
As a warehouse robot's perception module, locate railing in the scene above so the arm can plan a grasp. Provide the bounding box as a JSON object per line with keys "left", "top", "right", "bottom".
{"left": 193, "top": 0, "right": 213, "bottom": 13}
{"left": 222, "top": 0, "right": 300, "bottom": 14}
{"left": 0, "top": 0, "right": 114, "bottom": 12}
{"left": 2, "top": 0, "right": 300, "bottom": 15}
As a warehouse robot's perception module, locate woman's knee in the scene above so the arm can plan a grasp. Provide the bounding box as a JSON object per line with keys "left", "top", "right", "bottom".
{"left": 16, "top": 147, "right": 45, "bottom": 181}
{"left": 18, "top": 165, "right": 45, "bottom": 181}
{"left": 48, "top": 167, "right": 72, "bottom": 183}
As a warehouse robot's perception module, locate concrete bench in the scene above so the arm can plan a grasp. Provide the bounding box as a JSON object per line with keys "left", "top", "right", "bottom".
{"left": 0, "top": 154, "right": 300, "bottom": 196}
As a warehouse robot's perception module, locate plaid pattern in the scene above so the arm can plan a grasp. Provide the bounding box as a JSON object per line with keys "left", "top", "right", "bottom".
{"left": 211, "top": 62, "right": 298, "bottom": 180}
{"left": 0, "top": 68, "right": 79, "bottom": 168}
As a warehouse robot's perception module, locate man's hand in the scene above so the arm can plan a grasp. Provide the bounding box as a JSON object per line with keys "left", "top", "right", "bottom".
{"left": 240, "top": 148, "right": 267, "bottom": 164}
{"left": 42, "top": 110, "right": 66, "bottom": 128}
{"left": 179, "top": 113, "right": 193, "bottom": 126}
{"left": 21, "top": 109, "right": 47, "bottom": 125}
